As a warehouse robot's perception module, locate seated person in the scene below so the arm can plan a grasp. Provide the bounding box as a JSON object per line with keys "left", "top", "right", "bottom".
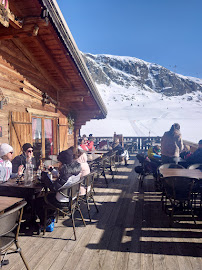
{"left": 87, "top": 136, "right": 95, "bottom": 151}
{"left": 113, "top": 138, "right": 129, "bottom": 166}
{"left": 148, "top": 145, "right": 161, "bottom": 163}
{"left": 186, "top": 140, "right": 202, "bottom": 165}
{"left": 36, "top": 148, "right": 81, "bottom": 227}
{"left": 78, "top": 138, "right": 89, "bottom": 151}
{"left": 12, "top": 143, "right": 37, "bottom": 175}
{"left": 0, "top": 143, "right": 23, "bottom": 182}
{"left": 180, "top": 144, "right": 192, "bottom": 160}
{"left": 99, "top": 140, "right": 108, "bottom": 150}
{"left": 76, "top": 149, "right": 91, "bottom": 195}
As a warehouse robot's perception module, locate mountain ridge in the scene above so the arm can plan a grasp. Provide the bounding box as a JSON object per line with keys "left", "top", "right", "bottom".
{"left": 82, "top": 52, "right": 202, "bottom": 97}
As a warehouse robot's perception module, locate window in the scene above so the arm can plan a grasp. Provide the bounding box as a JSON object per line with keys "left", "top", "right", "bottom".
{"left": 32, "top": 117, "right": 56, "bottom": 161}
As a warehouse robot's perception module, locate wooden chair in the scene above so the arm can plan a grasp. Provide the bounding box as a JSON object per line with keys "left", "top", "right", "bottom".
{"left": 79, "top": 172, "right": 99, "bottom": 222}
{"left": 42, "top": 173, "right": 86, "bottom": 240}
{"left": 161, "top": 176, "right": 197, "bottom": 226}
{"left": 0, "top": 201, "right": 30, "bottom": 269}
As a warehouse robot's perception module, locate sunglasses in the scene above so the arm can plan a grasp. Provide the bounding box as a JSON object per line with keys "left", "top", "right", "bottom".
{"left": 27, "top": 150, "right": 33, "bottom": 153}
{"left": 9, "top": 152, "right": 13, "bottom": 154}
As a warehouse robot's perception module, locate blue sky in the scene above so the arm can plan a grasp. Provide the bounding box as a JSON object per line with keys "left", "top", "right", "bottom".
{"left": 57, "top": 0, "right": 202, "bottom": 78}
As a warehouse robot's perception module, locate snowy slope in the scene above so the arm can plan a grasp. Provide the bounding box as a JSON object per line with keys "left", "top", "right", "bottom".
{"left": 81, "top": 54, "right": 202, "bottom": 143}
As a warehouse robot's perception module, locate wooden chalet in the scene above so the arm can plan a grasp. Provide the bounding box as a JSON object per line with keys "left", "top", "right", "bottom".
{"left": 0, "top": 0, "right": 107, "bottom": 160}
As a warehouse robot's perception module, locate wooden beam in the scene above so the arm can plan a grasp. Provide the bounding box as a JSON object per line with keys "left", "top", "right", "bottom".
{"left": 0, "top": 17, "right": 47, "bottom": 40}
{"left": 12, "top": 38, "right": 59, "bottom": 93}
{"left": 8, "top": 12, "right": 23, "bottom": 29}
{"left": 26, "top": 108, "right": 59, "bottom": 118}
{"left": 61, "top": 96, "right": 84, "bottom": 102}
{"left": 34, "top": 35, "right": 73, "bottom": 89}
{"left": 60, "top": 90, "right": 90, "bottom": 97}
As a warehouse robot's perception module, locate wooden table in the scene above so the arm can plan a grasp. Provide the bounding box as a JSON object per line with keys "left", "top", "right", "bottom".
{"left": 159, "top": 168, "right": 202, "bottom": 179}
{"left": 0, "top": 196, "right": 23, "bottom": 213}
{"left": 0, "top": 178, "right": 43, "bottom": 222}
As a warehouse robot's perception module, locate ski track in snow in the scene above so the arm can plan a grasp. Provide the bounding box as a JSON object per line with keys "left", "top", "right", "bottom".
{"left": 81, "top": 84, "right": 202, "bottom": 143}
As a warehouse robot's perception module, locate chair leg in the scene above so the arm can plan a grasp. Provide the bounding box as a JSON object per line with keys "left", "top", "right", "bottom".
{"left": 91, "top": 195, "right": 99, "bottom": 213}
{"left": 75, "top": 203, "right": 86, "bottom": 227}
{"left": 169, "top": 205, "right": 174, "bottom": 227}
{"left": 86, "top": 196, "right": 91, "bottom": 222}
{"left": 102, "top": 170, "right": 108, "bottom": 187}
{"left": 15, "top": 242, "right": 30, "bottom": 270}
{"left": 71, "top": 210, "right": 77, "bottom": 241}
{"left": 43, "top": 208, "right": 48, "bottom": 235}
{"left": 190, "top": 203, "right": 196, "bottom": 225}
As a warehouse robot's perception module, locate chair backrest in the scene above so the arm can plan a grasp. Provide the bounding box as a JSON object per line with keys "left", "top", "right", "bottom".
{"left": 0, "top": 201, "right": 27, "bottom": 237}
{"left": 136, "top": 154, "right": 146, "bottom": 165}
{"left": 84, "top": 172, "right": 95, "bottom": 188}
{"left": 70, "top": 182, "right": 80, "bottom": 200}
{"left": 41, "top": 171, "right": 54, "bottom": 191}
{"left": 188, "top": 164, "right": 202, "bottom": 171}
{"left": 161, "top": 176, "right": 196, "bottom": 201}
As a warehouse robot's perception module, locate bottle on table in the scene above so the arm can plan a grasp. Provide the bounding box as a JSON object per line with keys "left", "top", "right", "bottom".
{"left": 24, "top": 157, "right": 33, "bottom": 186}
{"left": 37, "top": 159, "right": 44, "bottom": 180}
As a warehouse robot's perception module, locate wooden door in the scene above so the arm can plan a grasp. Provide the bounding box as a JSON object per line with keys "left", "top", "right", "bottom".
{"left": 10, "top": 111, "right": 32, "bottom": 157}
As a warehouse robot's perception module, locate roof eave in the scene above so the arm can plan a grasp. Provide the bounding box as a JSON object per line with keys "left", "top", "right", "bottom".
{"left": 40, "top": 0, "right": 107, "bottom": 118}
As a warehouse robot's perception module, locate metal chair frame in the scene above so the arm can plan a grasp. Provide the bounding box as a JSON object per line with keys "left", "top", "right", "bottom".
{"left": 161, "top": 176, "right": 197, "bottom": 226}
{"left": 0, "top": 201, "right": 30, "bottom": 269}
{"left": 79, "top": 172, "right": 99, "bottom": 222}
{"left": 43, "top": 181, "right": 86, "bottom": 240}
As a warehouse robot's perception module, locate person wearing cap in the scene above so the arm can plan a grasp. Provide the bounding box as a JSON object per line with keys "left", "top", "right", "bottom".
{"left": 12, "top": 143, "right": 37, "bottom": 175}
{"left": 186, "top": 140, "right": 202, "bottom": 165}
{"left": 0, "top": 143, "right": 23, "bottom": 182}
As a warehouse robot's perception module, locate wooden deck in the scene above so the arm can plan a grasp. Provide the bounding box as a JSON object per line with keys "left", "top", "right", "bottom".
{"left": 3, "top": 155, "right": 202, "bottom": 270}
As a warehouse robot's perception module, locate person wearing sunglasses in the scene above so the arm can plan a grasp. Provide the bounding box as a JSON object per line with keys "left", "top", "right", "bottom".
{"left": 12, "top": 143, "right": 37, "bottom": 175}
{"left": 0, "top": 143, "right": 23, "bottom": 182}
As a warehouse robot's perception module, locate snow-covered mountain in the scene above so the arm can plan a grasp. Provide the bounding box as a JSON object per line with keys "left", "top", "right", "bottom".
{"left": 81, "top": 53, "right": 202, "bottom": 143}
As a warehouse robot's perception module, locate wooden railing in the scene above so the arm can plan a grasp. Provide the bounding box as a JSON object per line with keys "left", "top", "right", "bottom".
{"left": 93, "top": 136, "right": 161, "bottom": 153}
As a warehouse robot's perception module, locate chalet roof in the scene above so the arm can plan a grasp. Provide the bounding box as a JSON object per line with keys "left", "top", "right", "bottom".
{"left": 41, "top": 0, "right": 107, "bottom": 119}
{"left": 1, "top": 0, "right": 107, "bottom": 126}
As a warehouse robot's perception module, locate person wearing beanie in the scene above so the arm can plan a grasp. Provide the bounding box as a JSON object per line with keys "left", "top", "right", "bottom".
{"left": 0, "top": 143, "right": 13, "bottom": 182}
{"left": 0, "top": 143, "right": 23, "bottom": 182}
{"left": 12, "top": 143, "right": 37, "bottom": 175}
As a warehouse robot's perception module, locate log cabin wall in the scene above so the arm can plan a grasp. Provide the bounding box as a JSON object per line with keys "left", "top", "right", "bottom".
{"left": 0, "top": 41, "right": 73, "bottom": 157}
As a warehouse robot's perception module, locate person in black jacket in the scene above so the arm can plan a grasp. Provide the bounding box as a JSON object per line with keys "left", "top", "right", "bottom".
{"left": 12, "top": 143, "right": 37, "bottom": 176}
{"left": 36, "top": 147, "right": 81, "bottom": 228}
{"left": 186, "top": 140, "right": 202, "bottom": 165}
{"left": 45, "top": 148, "right": 81, "bottom": 207}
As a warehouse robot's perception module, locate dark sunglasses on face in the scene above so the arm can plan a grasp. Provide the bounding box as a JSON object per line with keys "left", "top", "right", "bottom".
{"left": 10, "top": 152, "right": 13, "bottom": 154}
{"left": 27, "top": 150, "right": 33, "bottom": 153}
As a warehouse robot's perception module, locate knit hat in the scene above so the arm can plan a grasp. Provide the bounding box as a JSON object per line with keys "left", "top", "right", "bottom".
{"left": 0, "top": 143, "right": 13, "bottom": 157}
{"left": 22, "top": 143, "right": 33, "bottom": 152}
{"left": 57, "top": 149, "right": 73, "bottom": 165}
